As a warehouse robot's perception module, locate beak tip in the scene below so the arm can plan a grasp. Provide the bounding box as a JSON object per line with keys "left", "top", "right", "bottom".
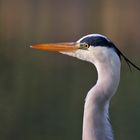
{"left": 30, "top": 45, "right": 33, "bottom": 48}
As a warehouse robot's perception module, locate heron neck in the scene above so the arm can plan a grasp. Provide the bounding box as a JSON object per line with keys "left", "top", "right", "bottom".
{"left": 96, "top": 60, "right": 120, "bottom": 99}
{"left": 82, "top": 58, "right": 121, "bottom": 140}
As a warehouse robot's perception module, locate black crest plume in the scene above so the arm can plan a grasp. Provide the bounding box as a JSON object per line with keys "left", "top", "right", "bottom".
{"left": 113, "top": 44, "right": 140, "bottom": 71}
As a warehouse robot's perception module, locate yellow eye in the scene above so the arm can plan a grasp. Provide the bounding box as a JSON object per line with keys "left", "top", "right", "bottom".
{"left": 84, "top": 43, "right": 89, "bottom": 48}
{"left": 79, "top": 42, "right": 90, "bottom": 50}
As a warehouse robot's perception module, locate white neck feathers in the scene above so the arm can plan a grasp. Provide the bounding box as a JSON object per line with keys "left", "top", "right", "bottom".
{"left": 82, "top": 48, "right": 121, "bottom": 140}
{"left": 61, "top": 46, "right": 121, "bottom": 140}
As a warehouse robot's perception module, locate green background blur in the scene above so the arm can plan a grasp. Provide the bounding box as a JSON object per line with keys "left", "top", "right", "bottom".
{"left": 0, "top": 0, "right": 140, "bottom": 140}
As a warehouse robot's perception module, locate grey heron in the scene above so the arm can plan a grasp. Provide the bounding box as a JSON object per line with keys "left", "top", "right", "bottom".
{"left": 31, "top": 34, "right": 140, "bottom": 140}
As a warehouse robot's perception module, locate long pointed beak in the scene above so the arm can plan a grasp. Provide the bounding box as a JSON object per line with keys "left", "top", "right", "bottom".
{"left": 30, "top": 42, "right": 80, "bottom": 52}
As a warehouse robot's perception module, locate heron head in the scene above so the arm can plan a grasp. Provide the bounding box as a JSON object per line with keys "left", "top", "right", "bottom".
{"left": 31, "top": 34, "right": 140, "bottom": 71}
{"left": 31, "top": 34, "right": 120, "bottom": 65}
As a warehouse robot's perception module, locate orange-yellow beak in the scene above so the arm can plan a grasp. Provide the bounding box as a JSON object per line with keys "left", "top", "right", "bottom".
{"left": 30, "top": 42, "right": 80, "bottom": 52}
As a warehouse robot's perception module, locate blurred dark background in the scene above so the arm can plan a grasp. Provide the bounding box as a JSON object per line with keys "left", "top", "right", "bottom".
{"left": 0, "top": 0, "right": 140, "bottom": 140}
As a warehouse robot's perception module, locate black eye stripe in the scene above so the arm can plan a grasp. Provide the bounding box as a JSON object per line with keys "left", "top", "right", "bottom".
{"left": 80, "top": 36, "right": 112, "bottom": 47}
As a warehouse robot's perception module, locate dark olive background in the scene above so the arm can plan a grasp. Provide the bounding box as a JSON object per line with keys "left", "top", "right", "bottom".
{"left": 0, "top": 0, "right": 140, "bottom": 140}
